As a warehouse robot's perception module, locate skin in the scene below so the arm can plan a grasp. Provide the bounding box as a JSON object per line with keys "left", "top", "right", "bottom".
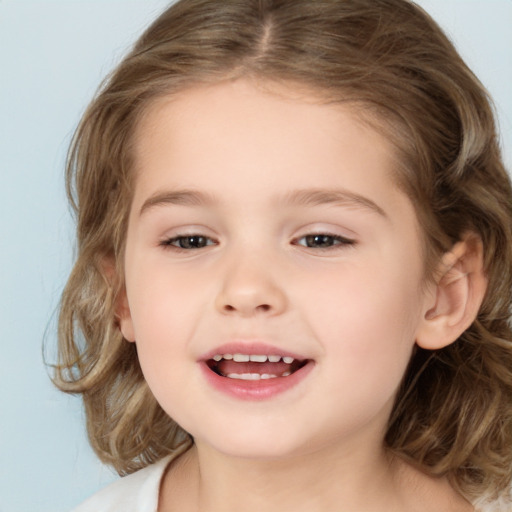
{"left": 118, "top": 79, "right": 477, "bottom": 511}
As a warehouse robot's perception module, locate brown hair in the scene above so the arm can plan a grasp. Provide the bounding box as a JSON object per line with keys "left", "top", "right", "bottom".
{"left": 54, "top": 0, "right": 512, "bottom": 503}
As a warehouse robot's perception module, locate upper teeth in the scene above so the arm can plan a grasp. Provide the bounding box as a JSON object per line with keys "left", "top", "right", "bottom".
{"left": 212, "top": 354, "right": 295, "bottom": 364}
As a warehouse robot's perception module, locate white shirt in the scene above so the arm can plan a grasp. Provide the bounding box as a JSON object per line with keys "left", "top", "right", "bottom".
{"left": 71, "top": 454, "right": 174, "bottom": 512}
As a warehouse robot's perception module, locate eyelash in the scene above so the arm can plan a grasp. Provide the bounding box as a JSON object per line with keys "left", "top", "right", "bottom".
{"left": 159, "top": 233, "right": 356, "bottom": 252}
{"left": 293, "top": 233, "right": 356, "bottom": 250}
{"left": 159, "top": 235, "right": 216, "bottom": 250}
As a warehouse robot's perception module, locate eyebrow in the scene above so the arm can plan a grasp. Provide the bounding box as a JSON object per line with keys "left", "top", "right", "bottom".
{"left": 139, "top": 187, "right": 387, "bottom": 218}
{"left": 140, "top": 189, "right": 215, "bottom": 215}
{"left": 282, "top": 188, "right": 387, "bottom": 218}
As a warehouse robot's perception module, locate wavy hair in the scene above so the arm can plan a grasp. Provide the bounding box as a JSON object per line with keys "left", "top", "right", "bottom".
{"left": 54, "top": 0, "right": 512, "bottom": 502}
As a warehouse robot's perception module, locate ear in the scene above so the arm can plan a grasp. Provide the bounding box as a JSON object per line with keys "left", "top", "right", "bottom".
{"left": 116, "top": 288, "right": 136, "bottom": 342}
{"left": 416, "top": 234, "right": 487, "bottom": 350}
{"left": 101, "top": 256, "right": 136, "bottom": 343}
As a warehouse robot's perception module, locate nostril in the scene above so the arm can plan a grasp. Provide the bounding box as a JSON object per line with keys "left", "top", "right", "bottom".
{"left": 222, "top": 303, "right": 272, "bottom": 313}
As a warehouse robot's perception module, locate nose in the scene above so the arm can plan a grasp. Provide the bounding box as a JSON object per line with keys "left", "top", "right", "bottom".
{"left": 214, "top": 251, "right": 288, "bottom": 317}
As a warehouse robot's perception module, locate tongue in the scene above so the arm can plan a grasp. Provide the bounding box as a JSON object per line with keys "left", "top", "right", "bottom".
{"left": 217, "top": 360, "right": 292, "bottom": 376}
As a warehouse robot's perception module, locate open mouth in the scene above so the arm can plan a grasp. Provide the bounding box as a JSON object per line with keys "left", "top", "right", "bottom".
{"left": 206, "top": 353, "right": 310, "bottom": 381}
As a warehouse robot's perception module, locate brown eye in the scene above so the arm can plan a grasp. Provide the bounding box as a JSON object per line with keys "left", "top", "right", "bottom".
{"left": 304, "top": 234, "right": 336, "bottom": 248}
{"left": 296, "top": 234, "right": 355, "bottom": 249}
{"left": 162, "top": 235, "right": 214, "bottom": 249}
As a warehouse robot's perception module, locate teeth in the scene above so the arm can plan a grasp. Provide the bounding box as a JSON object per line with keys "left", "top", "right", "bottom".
{"left": 226, "top": 373, "right": 281, "bottom": 380}
{"left": 249, "top": 355, "right": 267, "bottom": 362}
{"left": 233, "top": 354, "right": 250, "bottom": 362}
{"left": 211, "top": 353, "right": 297, "bottom": 363}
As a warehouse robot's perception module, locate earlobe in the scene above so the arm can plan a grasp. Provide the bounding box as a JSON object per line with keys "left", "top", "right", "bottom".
{"left": 416, "top": 234, "right": 487, "bottom": 350}
{"left": 101, "top": 256, "right": 136, "bottom": 343}
{"left": 117, "top": 288, "right": 136, "bottom": 342}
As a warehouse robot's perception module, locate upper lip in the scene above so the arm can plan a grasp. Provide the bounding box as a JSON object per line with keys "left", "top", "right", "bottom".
{"left": 199, "top": 342, "right": 308, "bottom": 362}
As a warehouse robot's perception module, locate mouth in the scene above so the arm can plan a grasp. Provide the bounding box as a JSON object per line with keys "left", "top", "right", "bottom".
{"left": 206, "top": 353, "right": 310, "bottom": 380}
{"left": 200, "top": 346, "right": 314, "bottom": 400}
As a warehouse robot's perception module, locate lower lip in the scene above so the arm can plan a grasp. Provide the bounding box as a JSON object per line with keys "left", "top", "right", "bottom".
{"left": 199, "top": 361, "right": 314, "bottom": 401}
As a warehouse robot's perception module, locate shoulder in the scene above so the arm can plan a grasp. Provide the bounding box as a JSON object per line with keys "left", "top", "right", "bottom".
{"left": 392, "top": 457, "right": 475, "bottom": 512}
{"left": 473, "top": 492, "right": 512, "bottom": 512}
{"left": 71, "top": 455, "right": 174, "bottom": 512}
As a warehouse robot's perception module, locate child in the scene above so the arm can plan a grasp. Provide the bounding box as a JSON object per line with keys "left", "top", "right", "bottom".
{"left": 54, "top": 0, "right": 512, "bottom": 510}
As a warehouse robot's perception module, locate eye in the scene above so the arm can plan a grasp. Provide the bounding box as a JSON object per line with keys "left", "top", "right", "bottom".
{"left": 294, "top": 233, "right": 355, "bottom": 249}
{"left": 160, "top": 235, "right": 216, "bottom": 250}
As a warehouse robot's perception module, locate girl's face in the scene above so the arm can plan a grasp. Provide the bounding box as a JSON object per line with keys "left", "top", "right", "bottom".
{"left": 120, "top": 79, "right": 433, "bottom": 460}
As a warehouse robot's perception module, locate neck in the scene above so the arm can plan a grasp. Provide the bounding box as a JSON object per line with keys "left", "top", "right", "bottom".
{"left": 166, "top": 439, "right": 401, "bottom": 512}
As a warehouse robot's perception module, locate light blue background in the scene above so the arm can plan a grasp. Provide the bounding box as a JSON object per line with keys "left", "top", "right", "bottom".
{"left": 0, "top": 1, "right": 510, "bottom": 511}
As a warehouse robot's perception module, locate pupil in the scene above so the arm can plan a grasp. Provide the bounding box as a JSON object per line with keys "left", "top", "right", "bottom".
{"left": 182, "top": 236, "right": 205, "bottom": 248}
{"left": 307, "top": 234, "right": 332, "bottom": 247}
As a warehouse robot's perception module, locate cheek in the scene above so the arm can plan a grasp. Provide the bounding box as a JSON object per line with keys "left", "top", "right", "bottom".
{"left": 304, "top": 258, "right": 423, "bottom": 334}
{"left": 124, "top": 256, "right": 226, "bottom": 384}
{"left": 300, "top": 259, "right": 424, "bottom": 384}
{"left": 126, "top": 268, "right": 202, "bottom": 413}
{"left": 126, "top": 257, "right": 207, "bottom": 337}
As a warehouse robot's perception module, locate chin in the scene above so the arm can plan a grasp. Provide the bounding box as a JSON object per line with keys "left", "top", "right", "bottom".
{"left": 192, "top": 425, "right": 317, "bottom": 461}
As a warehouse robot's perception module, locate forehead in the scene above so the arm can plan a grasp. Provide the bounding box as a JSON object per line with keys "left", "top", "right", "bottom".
{"left": 131, "top": 79, "right": 403, "bottom": 201}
